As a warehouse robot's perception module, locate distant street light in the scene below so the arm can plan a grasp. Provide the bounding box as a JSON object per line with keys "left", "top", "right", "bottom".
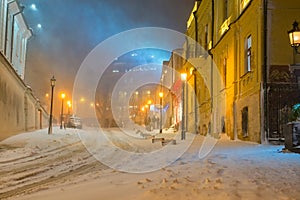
{"left": 30, "top": 4, "right": 37, "bottom": 11}
{"left": 48, "top": 76, "right": 56, "bottom": 134}
{"left": 288, "top": 21, "right": 300, "bottom": 54}
{"left": 60, "top": 93, "right": 66, "bottom": 129}
{"left": 67, "top": 100, "right": 71, "bottom": 115}
{"left": 181, "top": 73, "right": 187, "bottom": 140}
{"left": 159, "top": 92, "right": 163, "bottom": 133}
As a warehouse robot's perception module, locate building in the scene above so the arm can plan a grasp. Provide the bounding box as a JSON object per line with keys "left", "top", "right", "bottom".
{"left": 0, "top": 0, "right": 32, "bottom": 79}
{"left": 0, "top": 0, "right": 47, "bottom": 140}
{"left": 178, "top": 0, "right": 300, "bottom": 143}
{"left": 95, "top": 49, "right": 167, "bottom": 128}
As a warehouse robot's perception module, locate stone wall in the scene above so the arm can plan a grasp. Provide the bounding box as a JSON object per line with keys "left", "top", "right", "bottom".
{"left": 0, "top": 52, "right": 48, "bottom": 141}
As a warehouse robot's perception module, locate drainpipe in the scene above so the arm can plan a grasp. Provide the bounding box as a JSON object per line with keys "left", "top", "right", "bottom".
{"left": 262, "top": 0, "right": 268, "bottom": 143}
{"left": 193, "top": 69, "right": 199, "bottom": 134}
{"left": 208, "top": 0, "right": 215, "bottom": 135}
{"left": 193, "top": 11, "right": 198, "bottom": 57}
{"left": 193, "top": 11, "right": 199, "bottom": 134}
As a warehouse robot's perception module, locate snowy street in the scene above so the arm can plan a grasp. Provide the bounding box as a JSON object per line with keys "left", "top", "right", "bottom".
{"left": 0, "top": 127, "right": 300, "bottom": 200}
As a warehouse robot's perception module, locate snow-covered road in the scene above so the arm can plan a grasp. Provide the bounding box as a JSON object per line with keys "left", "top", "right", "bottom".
{"left": 0, "top": 127, "right": 300, "bottom": 200}
{"left": 0, "top": 128, "right": 107, "bottom": 199}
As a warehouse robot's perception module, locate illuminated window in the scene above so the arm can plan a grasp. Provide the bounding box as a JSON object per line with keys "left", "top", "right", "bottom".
{"left": 223, "top": 58, "right": 227, "bottom": 87}
{"left": 245, "top": 35, "right": 252, "bottom": 73}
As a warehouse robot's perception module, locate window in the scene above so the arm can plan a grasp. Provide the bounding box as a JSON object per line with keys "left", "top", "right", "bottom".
{"left": 223, "top": 58, "right": 227, "bottom": 87}
{"left": 297, "top": 76, "right": 300, "bottom": 88}
{"left": 205, "top": 24, "right": 208, "bottom": 50}
{"left": 242, "top": 107, "right": 248, "bottom": 137}
{"left": 224, "top": 0, "right": 228, "bottom": 21}
{"left": 245, "top": 35, "right": 252, "bottom": 73}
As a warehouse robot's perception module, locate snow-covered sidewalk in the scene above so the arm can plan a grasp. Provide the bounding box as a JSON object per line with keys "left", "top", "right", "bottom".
{"left": 1, "top": 127, "right": 300, "bottom": 200}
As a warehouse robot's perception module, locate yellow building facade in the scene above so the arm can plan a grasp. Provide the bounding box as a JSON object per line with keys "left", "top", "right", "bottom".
{"left": 183, "top": 0, "right": 300, "bottom": 143}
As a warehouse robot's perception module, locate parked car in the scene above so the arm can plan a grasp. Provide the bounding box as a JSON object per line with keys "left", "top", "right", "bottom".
{"left": 67, "top": 116, "right": 82, "bottom": 129}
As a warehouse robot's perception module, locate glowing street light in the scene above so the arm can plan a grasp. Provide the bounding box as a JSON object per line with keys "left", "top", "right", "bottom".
{"left": 30, "top": 4, "right": 37, "bottom": 11}
{"left": 67, "top": 100, "right": 71, "bottom": 114}
{"left": 48, "top": 76, "right": 56, "bottom": 135}
{"left": 37, "top": 24, "right": 42, "bottom": 29}
{"left": 60, "top": 93, "right": 66, "bottom": 129}
{"left": 288, "top": 21, "right": 300, "bottom": 54}
{"left": 181, "top": 73, "right": 187, "bottom": 81}
{"left": 80, "top": 97, "right": 85, "bottom": 103}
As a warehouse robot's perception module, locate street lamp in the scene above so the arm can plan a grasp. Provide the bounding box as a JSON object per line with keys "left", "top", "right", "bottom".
{"left": 67, "top": 100, "right": 71, "bottom": 115}
{"left": 48, "top": 76, "right": 56, "bottom": 134}
{"left": 60, "top": 93, "right": 66, "bottom": 129}
{"left": 159, "top": 92, "right": 163, "bottom": 133}
{"left": 181, "top": 73, "right": 187, "bottom": 140}
{"left": 288, "top": 21, "right": 300, "bottom": 54}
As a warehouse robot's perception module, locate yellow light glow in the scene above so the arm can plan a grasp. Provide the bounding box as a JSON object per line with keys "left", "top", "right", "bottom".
{"left": 61, "top": 93, "right": 66, "bottom": 99}
{"left": 80, "top": 98, "right": 85, "bottom": 102}
{"left": 241, "top": 0, "right": 251, "bottom": 10}
{"left": 147, "top": 100, "right": 152, "bottom": 105}
{"left": 67, "top": 100, "right": 71, "bottom": 108}
{"left": 159, "top": 92, "right": 164, "bottom": 98}
{"left": 181, "top": 73, "right": 187, "bottom": 81}
{"left": 187, "top": 2, "right": 199, "bottom": 28}
{"left": 45, "top": 93, "right": 49, "bottom": 98}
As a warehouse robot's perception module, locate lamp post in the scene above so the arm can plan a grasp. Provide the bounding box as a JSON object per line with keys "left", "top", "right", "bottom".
{"left": 48, "top": 76, "right": 56, "bottom": 135}
{"left": 288, "top": 21, "right": 300, "bottom": 54}
{"left": 60, "top": 93, "right": 65, "bottom": 129}
{"left": 181, "top": 73, "right": 187, "bottom": 140}
{"left": 193, "top": 68, "right": 199, "bottom": 134}
{"left": 144, "top": 100, "right": 152, "bottom": 128}
{"left": 159, "top": 92, "right": 163, "bottom": 133}
{"left": 67, "top": 100, "right": 71, "bottom": 115}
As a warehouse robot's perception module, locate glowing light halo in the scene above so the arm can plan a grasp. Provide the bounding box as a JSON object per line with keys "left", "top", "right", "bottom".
{"left": 73, "top": 27, "right": 225, "bottom": 173}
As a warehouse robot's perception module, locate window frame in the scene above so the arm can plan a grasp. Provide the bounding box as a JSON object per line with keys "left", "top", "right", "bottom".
{"left": 245, "top": 35, "right": 252, "bottom": 73}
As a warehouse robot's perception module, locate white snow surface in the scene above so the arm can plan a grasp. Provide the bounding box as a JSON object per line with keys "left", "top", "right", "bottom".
{"left": 0, "top": 127, "right": 300, "bottom": 200}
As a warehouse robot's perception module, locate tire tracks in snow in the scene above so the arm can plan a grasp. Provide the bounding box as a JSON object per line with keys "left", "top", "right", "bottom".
{"left": 0, "top": 141, "right": 108, "bottom": 199}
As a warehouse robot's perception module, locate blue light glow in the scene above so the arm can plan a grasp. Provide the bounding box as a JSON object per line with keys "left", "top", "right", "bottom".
{"left": 30, "top": 4, "right": 37, "bottom": 11}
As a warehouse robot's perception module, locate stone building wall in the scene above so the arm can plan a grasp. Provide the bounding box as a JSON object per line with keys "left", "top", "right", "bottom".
{"left": 0, "top": 52, "right": 48, "bottom": 141}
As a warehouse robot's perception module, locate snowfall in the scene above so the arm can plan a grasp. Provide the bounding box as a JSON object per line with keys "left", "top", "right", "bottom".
{"left": 0, "top": 126, "right": 299, "bottom": 200}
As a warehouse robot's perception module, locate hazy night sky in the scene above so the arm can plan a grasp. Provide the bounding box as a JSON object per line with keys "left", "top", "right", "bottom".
{"left": 20, "top": 0, "right": 195, "bottom": 105}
